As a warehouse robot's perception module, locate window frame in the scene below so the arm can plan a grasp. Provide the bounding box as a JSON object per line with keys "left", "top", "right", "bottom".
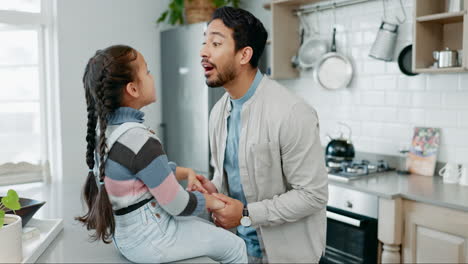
{"left": 0, "top": 0, "right": 61, "bottom": 185}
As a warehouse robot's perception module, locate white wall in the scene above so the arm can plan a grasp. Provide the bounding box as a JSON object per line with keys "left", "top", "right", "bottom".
{"left": 245, "top": 0, "right": 468, "bottom": 164}
{"left": 56, "top": 0, "right": 169, "bottom": 182}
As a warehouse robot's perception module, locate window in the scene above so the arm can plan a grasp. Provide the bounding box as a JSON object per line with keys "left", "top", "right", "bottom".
{"left": 0, "top": 0, "right": 56, "bottom": 185}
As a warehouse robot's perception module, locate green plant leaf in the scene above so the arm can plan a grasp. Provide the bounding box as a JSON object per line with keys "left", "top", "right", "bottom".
{"left": 1, "top": 189, "right": 21, "bottom": 211}
{"left": 0, "top": 210, "right": 4, "bottom": 227}
{"left": 157, "top": 10, "right": 169, "bottom": 23}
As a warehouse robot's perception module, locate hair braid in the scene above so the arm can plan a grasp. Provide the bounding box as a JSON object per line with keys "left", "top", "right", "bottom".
{"left": 76, "top": 45, "right": 138, "bottom": 243}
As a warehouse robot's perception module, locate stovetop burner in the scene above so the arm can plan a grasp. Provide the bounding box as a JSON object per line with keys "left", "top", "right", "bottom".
{"left": 327, "top": 159, "right": 394, "bottom": 180}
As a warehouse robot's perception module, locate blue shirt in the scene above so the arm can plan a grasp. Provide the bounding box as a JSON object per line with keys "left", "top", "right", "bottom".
{"left": 223, "top": 70, "right": 263, "bottom": 258}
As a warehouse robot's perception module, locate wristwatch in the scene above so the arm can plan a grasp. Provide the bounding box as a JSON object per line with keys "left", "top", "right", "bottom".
{"left": 240, "top": 205, "right": 252, "bottom": 227}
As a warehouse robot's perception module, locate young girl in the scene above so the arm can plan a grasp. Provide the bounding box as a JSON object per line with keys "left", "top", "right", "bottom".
{"left": 76, "top": 45, "right": 247, "bottom": 263}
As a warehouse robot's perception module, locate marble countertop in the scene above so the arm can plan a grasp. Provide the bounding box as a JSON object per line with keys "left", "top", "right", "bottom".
{"left": 329, "top": 172, "right": 468, "bottom": 213}
{"left": 0, "top": 180, "right": 215, "bottom": 263}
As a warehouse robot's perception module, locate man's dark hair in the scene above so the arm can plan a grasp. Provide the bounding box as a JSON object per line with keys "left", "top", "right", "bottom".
{"left": 211, "top": 6, "right": 268, "bottom": 68}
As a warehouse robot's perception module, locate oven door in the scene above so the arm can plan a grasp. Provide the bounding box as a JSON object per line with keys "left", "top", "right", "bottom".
{"left": 320, "top": 206, "right": 378, "bottom": 264}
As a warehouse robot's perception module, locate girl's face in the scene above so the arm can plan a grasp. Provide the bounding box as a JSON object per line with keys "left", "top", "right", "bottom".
{"left": 134, "top": 51, "right": 156, "bottom": 106}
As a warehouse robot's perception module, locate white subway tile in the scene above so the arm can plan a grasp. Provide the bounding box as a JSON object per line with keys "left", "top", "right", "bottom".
{"left": 385, "top": 62, "right": 401, "bottom": 74}
{"left": 424, "top": 109, "right": 458, "bottom": 127}
{"left": 441, "top": 128, "right": 468, "bottom": 147}
{"left": 412, "top": 92, "right": 441, "bottom": 107}
{"left": 398, "top": 75, "right": 426, "bottom": 91}
{"left": 442, "top": 93, "right": 468, "bottom": 108}
{"left": 397, "top": 108, "right": 426, "bottom": 125}
{"left": 352, "top": 32, "right": 363, "bottom": 46}
{"left": 361, "top": 122, "right": 383, "bottom": 138}
{"left": 455, "top": 147, "right": 468, "bottom": 163}
{"left": 460, "top": 74, "right": 468, "bottom": 90}
{"left": 370, "top": 107, "right": 398, "bottom": 122}
{"left": 427, "top": 74, "right": 459, "bottom": 91}
{"left": 353, "top": 106, "right": 374, "bottom": 120}
{"left": 341, "top": 90, "right": 361, "bottom": 105}
{"left": 374, "top": 75, "right": 397, "bottom": 90}
{"left": 458, "top": 110, "right": 468, "bottom": 127}
{"left": 361, "top": 91, "right": 385, "bottom": 105}
{"left": 385, "top": 91, "right": 412, "bottom": 106}
{"left": 382, "top": 123, "right": 413, "bottom": 141}
{"left": 363, "top": 31, "right": 376, "bottom": 44}
{"left": 363, "top": 61, "right": 386, "bottom": 75}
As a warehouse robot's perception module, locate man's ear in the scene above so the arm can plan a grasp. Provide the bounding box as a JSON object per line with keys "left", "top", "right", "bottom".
{"left": 124, "top": 81, "right": 139, "bottom": 98}
{"left": 239, "top": 46, "right": 253, "bottom": 66}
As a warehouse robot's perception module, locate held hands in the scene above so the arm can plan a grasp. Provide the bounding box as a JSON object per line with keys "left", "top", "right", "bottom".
{"left": 195, "top": 174, "right": 218, "bottom": 194}
{"left": 211, "top": 193, "right": 244, "bottom": 229}
{"left": 204, "top": 193, "right": 226, "bottom": 211}
{"left": 186, "top": 170, "right": 208, "bottom": 194}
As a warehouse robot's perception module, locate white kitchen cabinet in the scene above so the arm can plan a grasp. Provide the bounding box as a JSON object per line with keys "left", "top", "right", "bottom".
{"left": 402, "top": 200, "right": 468, "bottom": 263}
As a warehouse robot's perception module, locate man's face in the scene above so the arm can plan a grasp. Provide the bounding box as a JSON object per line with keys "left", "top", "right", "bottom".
{"left": 200, "top": 19, "right": 238, "bottom": 88}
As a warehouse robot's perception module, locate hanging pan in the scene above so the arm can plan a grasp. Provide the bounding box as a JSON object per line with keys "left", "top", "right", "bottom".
{"left": 313, "top": 27, "right": 353, "bottom": 90}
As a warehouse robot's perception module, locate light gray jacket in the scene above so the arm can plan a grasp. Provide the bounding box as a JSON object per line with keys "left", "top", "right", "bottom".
{"left": 209, "top": 76, "right": 328, "bottom": 263}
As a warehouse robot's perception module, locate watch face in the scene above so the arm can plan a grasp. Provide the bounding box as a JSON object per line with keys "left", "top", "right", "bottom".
{"left": 240, "top": 216, "right": 251, "bottom": 227}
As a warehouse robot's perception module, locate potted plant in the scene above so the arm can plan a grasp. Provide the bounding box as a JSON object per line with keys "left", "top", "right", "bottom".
{"left": 157, "top": 0, "right": 240, "bottom": 25}
{"left": 0, "top": 189, "right": 23, "bottom": 263}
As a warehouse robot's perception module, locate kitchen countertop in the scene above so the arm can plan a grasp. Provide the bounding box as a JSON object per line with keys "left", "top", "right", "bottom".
{"left": 3, "top": 173, "right": 468, "bottom": 262}
{"left": 329, "top": 172, "right": 468, "bottom": 213}
{"left": 0, "top": 180, "right": 215, "bottom": 263}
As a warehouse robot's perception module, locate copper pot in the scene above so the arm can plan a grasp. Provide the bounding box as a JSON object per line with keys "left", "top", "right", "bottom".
{"left": 184, "top": 0, "right": 216, "bottom": 24}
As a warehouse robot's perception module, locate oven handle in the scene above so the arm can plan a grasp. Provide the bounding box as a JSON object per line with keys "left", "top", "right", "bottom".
{"left": 326, "top": 211, "right": 361, "bottom": 227}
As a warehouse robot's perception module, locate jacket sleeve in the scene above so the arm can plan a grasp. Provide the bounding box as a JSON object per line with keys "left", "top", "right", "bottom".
{"left": 208, "top": 101, "right": 223, "bottom": 193}
{"left": 247, "top": 102, "right": 329, "bottom": 227}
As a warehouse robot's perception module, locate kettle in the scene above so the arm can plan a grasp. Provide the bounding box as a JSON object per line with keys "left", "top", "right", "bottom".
{"left": 325, "top": 123, "right": 355, "bottom": 165}
{"left": 433, "top": 48, "right": 459, "bottom": 68}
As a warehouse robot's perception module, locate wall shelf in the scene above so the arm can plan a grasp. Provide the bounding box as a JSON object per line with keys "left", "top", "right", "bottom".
{"left": 416, "top": 11, "right": 465, "bottom": 24}
{"left": 413, "top": 0, "right": 468, "bottom": 74}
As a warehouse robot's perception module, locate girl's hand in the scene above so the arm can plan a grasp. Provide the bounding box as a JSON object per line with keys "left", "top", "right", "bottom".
{"left": 204, "top": 194, "right": 226, "bottom": 211}
{"left": 186, "top": 170, "right": 208, "bottom": 194}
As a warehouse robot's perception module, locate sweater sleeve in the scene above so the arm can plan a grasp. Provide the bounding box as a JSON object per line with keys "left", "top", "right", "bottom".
{"left": 107, "top": 134, "right": 205, "bottom": 216}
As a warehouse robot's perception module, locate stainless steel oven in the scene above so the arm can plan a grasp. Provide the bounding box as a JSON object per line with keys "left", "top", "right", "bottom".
{"left": 320, "top": 184, "right": 379, "bottom": 264}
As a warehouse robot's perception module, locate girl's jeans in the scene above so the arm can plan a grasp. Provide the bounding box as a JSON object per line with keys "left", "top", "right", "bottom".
{"left": 113, "top": 199, "right": 248, "bottom": 263}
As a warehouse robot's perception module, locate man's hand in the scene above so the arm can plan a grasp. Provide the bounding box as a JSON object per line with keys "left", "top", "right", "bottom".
{"left": 195, "top": 174, "right": 218, "bottom": 194}
{"left": 186, "top": 170, "right": 208, "bottom": 193}
{"left": 211, "top": 193, "right": 243, "bottom": 229}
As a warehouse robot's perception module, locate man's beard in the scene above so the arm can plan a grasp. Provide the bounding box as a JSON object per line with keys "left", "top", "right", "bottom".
{"left": 206, "top": 64, "right": 236, "bottom": 88}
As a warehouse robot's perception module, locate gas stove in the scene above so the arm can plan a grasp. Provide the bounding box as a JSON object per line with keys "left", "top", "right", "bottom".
{"left": 327, "top": 159, "right": 394, "bottom": 181}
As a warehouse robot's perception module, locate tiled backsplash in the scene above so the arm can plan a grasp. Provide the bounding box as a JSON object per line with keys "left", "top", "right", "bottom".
{"left": 272, "top": 0, "right": 468, "bottom": 164}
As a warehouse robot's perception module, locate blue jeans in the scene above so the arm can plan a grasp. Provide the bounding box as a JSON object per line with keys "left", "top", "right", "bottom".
{"left": 113, "top": 199, "right": 248, "bottom": 263}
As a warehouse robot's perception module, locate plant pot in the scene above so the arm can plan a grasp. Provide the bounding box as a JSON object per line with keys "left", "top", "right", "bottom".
{"left": 184, "top": 0, "right": 216, "bottom": 24}
{"left": 0, "top": 214, "right": 22, "bottom": 263}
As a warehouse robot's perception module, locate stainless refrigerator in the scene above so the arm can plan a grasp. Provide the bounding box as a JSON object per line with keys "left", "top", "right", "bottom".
{"left": 160, "top": 23, "right": 225, "bottom": 178}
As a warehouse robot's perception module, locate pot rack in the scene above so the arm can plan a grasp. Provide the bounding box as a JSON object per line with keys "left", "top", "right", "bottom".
{"left": 295, "top": 0, "right": 374, "bottom": 15}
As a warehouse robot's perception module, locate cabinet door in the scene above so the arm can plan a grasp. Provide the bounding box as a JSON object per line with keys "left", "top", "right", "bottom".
{"left": 402, "top": 200, "right": 468, "bottom": 263}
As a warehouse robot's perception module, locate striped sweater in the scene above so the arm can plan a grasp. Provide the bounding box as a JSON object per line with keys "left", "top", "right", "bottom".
{"left": 102, "top": 107, "right": 205, "bottom": 216}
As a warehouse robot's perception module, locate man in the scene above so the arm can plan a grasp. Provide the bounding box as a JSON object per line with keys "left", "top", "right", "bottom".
{"left": 197, "top": 6, "right": 328, "bottom": 263}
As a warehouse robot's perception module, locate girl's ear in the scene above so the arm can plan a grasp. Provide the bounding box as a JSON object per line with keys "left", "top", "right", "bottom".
{"left": 124, "top": 81, "right": 139, "bottom": 98}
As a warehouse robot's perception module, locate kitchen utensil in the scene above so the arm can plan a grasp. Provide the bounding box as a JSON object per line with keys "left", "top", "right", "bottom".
{"left": 325, "top": 122, "right": 355, "bottom": 165}
{"left": 313, "top": 27, "right": 353, "bottom": 90}
{"left": 1, "top": 197, "right": 46, "bottom": 227}
{"left": 439, "top": 163, "right": 460, "bottom": 184}
{"left": 460, "top": 164, "right": 468, "bottom": 186}
{"left": 458, "top": 49, "right": 463, "bottom": 67}
{"left": 291, "top": 28, "right": 305, "bottom": 68}
{"left": 297, "top": 10, "right": 328, "bottom": 69}
{"left": 397, "top": 44, "right": 419, "bottom": 76}
{"left": 446, "top": 0, "right": 464, "bottom": 12}
{"left": 369, "top": 22, "right": 399, "bottom": 61}
{"left": 369, "top": 0, "right": 406, "bottom": 61}
{"left": 433, "top": 48, "right": 459, "bottom": 68}
{"left": 397, "top": 146, "right": 410, "bottom": 174}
